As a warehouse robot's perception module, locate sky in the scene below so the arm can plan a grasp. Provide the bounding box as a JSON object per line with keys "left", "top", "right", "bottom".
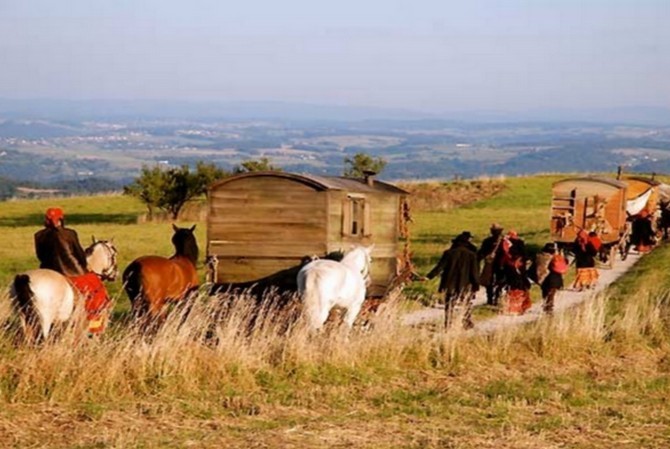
{"left": 0, "top": 0, "right": 668, "bottom": 113}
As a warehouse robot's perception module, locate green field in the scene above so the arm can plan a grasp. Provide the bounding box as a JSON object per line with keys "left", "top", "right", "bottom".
{"left": 0, "top": 177, "right": 669, "bottom": 448}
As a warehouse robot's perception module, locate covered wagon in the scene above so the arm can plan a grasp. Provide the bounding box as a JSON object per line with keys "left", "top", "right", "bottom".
{"left": 620, "top": 175, "right": 661, "bottom": 217}
{"left": 550, "top": 177, "right": 628, "bottom": 262}
{"left": 206, "top": 171, "right": 410, "bottom": 297}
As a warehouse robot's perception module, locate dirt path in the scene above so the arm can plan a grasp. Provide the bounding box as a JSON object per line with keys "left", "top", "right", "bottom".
{"left": 401, "top": 252, "right": 642, "bottom": 333}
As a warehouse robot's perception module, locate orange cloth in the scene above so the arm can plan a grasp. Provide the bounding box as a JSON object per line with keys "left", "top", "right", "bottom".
{"left": 588, "top": 235, "right": 602, "bottom": 252}
{"left": 69, "top": 273, "right": 110, "bottom": 334}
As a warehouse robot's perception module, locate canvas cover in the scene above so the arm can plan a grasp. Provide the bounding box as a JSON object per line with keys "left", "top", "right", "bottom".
{"left": 626, "top": 188, "right": 653, "bottom": 216}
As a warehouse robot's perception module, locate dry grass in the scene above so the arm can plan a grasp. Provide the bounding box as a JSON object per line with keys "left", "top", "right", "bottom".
{"left": 0, "top": 270, "right": 669, "bottom": 447}
{"left": 1, "top": 180, "right": 669, "bottom": 447}
{"left": 397, "top": 178, "right": 507, "bottom": 212}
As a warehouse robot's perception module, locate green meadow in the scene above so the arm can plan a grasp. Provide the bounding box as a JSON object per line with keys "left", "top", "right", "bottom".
{"left": 0, "top": 176, "right": 668, "bottom": 448}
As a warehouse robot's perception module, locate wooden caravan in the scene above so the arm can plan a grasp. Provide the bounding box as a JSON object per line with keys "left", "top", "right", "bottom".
{"left": 551, "top": 177, "right": 627, "bottom": 246}
{"left": 207, "top": 171, "right": 409, "bottom": 297}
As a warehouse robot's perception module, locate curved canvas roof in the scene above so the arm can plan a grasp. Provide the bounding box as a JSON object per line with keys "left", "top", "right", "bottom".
{"left": 623, "top": 176, "right": 661, "bottom": 187}
{"left": 209, "top": 171, "right": 408, "bottom": 195}
{"left": 553, "top": 176, "right": 627, "bottom": 189}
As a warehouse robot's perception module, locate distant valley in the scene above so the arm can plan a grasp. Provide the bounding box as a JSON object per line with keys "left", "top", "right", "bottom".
{"left": 1, "top": 103, "right": 670, "bottom": 196}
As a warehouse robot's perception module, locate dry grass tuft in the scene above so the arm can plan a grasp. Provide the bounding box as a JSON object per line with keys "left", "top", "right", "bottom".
{"left": 397, "top": 178, "right": 506, "bottom": 212}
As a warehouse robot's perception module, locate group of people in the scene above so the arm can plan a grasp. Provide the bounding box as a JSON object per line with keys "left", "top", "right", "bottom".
{"left": 425, "top": 223, "right": 572, "bottom": 330}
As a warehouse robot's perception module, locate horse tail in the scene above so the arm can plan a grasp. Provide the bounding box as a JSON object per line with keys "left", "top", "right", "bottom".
{"left": 123, "top": 261, "right": 145, "bottom": 317}
{"left": 13, "top": 274, "right": 38, "bottom": 328}
{"left": 298, "top": 269, "right": 325, "bottom": 329}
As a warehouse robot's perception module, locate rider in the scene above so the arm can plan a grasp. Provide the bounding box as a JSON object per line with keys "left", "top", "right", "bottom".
{"left": 34, "top": 207, "right": 88, "bottom": 276}
{"left": 34, "top": 207, "right": 110, "bottom": 335}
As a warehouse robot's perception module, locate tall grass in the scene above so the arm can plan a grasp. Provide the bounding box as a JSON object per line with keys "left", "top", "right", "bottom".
{"left": 1, "top": 275, "right": 667, "bottom": 409}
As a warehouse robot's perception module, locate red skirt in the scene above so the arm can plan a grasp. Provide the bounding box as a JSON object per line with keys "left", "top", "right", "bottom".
{"left": 69, "top": 273, "right": 110, "bottom": 334}
{"left": 504, "top": 289, "right": 532, "bottom": 315}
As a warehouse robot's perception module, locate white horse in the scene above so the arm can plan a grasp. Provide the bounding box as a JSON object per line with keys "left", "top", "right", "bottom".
{"left": 86, "top": 237, "right": 119, "bottom": 281}
{"left": 297, "top": 245, "right": 374, "bottom": 330}
{"left": 9, "top": 239, "right": 118, "bottom": 343}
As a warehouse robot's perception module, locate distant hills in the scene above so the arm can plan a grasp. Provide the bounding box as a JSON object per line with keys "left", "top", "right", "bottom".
{"left": 1, "top": 98, "right": 670, "bottom": 126}
{"left": 0, "top": 99, "right": 669, "bottom": 197}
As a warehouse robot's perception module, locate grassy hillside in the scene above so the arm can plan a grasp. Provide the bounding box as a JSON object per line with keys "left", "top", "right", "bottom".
{"left": 0, "top": 177, "right": 669, "bottom": 448}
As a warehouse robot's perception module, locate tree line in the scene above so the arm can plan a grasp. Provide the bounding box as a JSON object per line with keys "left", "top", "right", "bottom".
{"left": 124, "top": 153, "right": 386, "bottom": 219}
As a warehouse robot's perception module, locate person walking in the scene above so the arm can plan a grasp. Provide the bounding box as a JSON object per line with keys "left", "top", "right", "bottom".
{"left": 630, "top": 209, "right": 656, "bottom": 253}
{"left": 500, "top": 230, "right": 532, "bottom": 315}
{"left": 572, "top": 230, "right": 599, "bottom": 291}
{"left": 477, "top": 223, "right": 505, "bottom": 306}
{"left": 426, "top": 232, "right": 480, "bottom": 330}
{"left": 530, "top": 243, "right": 568, "bottom": 314}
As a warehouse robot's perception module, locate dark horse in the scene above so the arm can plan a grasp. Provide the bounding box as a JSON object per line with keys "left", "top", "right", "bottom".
{"left": 123, "top": 224, "right": 199, "bottom": 322}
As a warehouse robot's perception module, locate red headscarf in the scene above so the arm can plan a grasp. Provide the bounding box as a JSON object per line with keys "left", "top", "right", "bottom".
{"left": 577, "top": 229, "right": 589, "bottom": 251}
{"left": 45, "top": 207, "right": 64, "bottom": 226}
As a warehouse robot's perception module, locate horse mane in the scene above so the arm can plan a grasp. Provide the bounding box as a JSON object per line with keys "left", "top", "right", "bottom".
{"left": 172, "top": 228, "right": 199, "bottom": 265}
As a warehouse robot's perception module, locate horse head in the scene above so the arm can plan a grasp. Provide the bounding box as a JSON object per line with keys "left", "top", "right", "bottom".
{"left": 171, "top": 224, "right": 199, "bottom": 265}
{"left": 86, "top": 237, "right": 119, "bottom": 281}
{"left": 342, "top": 244, "right": 374, "bottom": 284}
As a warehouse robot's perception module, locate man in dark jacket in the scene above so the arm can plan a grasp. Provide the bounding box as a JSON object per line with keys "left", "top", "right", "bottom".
{"left": 427, "top": 231, "right": 480, "bottom": 329}
{"left": 477, "top": 223, "right": 504, "bottom": 306}
{"left": 34, "top": 207, "right": 88, "bottom": 277}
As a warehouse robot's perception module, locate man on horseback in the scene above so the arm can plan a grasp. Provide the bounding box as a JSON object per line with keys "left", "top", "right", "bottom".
{"left": 34, "top": 207, "right": 110, "bottom": 335}
{"left": 35, "top": 207, "right": 88, "bottom": 276}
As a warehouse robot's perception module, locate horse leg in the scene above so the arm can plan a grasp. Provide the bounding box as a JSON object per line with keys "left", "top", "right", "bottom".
{"left": 18, "top": 314, "right": 39, "bottom": 346}
{"left": 343, "top": 297, "right": 365, "bottom": 328}
{"left": 344, "top": 289, "right": 365, "bottom": 328}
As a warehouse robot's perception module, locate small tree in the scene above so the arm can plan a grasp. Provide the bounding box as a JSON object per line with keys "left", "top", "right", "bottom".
{"left": 234, "top": 157, "right": 280, "bottom": 174}
{"left": 343, "top": 152, "right": 387, "bottom": 178}
{"left": 123, "top": 165, "right": 165, "bottom": 218}
{"left": 158, "top": 165, "right": 203, "bottom": 219}
{"left": 125, "top": 161, "right": 230, "bottom": 220}
{"left": 194, "top": 161, "right": 230, "bottom": 198}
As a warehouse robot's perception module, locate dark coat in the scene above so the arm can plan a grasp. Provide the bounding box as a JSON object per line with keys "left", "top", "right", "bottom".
{"left": 572, "top": 241, "right": 598, "bottom": 269}
{"left": 477, "top": 234, "right": 504, "bottom": 286}
{"left": 631, "top": 216, "right": 655, "bottom": 246}
{"left": 427, "top": 241, "right": 480, "bottom": 295}
{"left": 34, "top": 226, "right": 88, "bottom": 276}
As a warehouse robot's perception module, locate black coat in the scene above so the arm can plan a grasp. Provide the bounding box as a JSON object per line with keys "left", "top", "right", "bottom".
{"left": 34, "top": 226, "right": 88, "bottom": 276}
{"left": 631, "top": 216, "right": 655, "bottom": 246}
{"left": 427, "top": 242, "right": 480, "bottom": 294}
{"left": 572, "top": 241, "right": 598, "bottom": 269}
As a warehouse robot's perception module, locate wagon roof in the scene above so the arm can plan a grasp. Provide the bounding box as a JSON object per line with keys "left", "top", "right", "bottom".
{"left": 552, "top": 176, "right": 627, "bottom": 189}
{"left": 622, "top": 176, "right": 661, "bottom": 187}
{"left": 209, "top": 171, "right": 409, "bottom": 195}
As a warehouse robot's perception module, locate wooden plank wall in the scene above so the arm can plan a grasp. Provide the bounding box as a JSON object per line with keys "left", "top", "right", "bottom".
{"left": 327, "top": 191, "right": 403, "bottom": 294}
{"left": 208, "top": 177, "right": 328, "bottom": 282}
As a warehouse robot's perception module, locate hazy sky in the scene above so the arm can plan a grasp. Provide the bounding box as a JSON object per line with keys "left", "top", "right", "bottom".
{"left": 1, "top": 0, "right": 668, "bottom": 112}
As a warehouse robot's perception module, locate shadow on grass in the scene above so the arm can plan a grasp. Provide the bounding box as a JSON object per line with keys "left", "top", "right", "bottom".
{"left": 0, "top": 213, "right": 138, "bottom": 227}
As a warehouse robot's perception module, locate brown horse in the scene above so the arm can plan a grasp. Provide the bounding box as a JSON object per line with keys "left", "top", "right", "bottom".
{"left": 123, "top": 224, "right": 199, "bottom": 321}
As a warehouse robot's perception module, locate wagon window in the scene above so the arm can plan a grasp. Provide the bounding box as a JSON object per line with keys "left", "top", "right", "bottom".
{"left": 343, "top": 196, "right": 371, "bottom": 237}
